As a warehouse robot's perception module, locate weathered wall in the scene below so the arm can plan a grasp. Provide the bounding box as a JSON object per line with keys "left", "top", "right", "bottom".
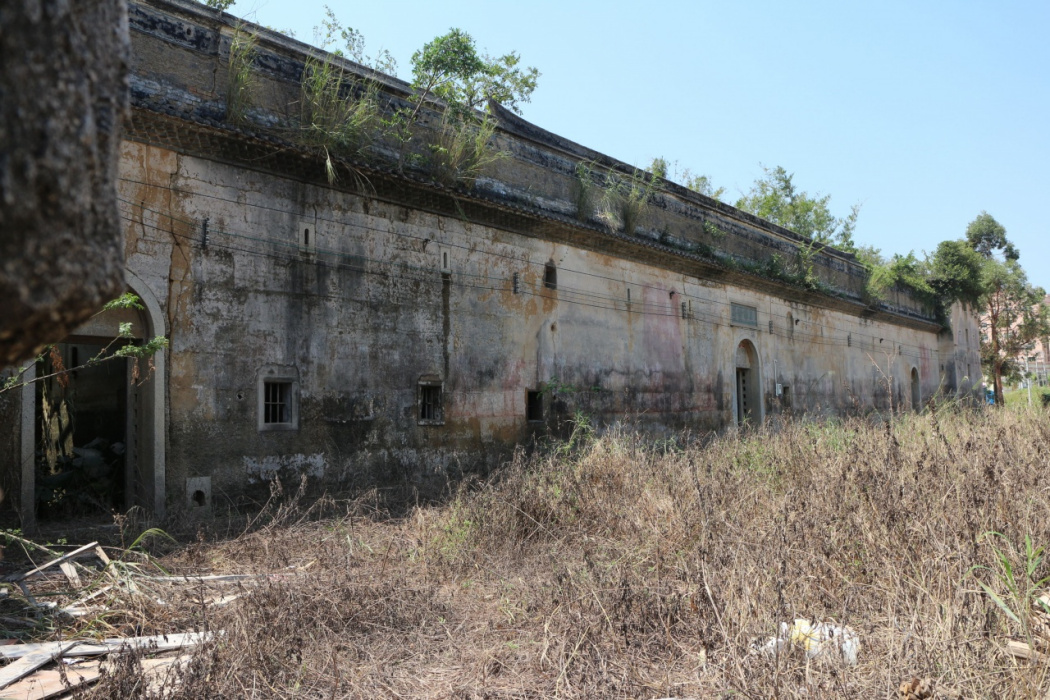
{"left": 116, "top": 139, "right": 969, "bottom": 508}
{"left": 0, "top": 0, "right": 981, "bottom": 520}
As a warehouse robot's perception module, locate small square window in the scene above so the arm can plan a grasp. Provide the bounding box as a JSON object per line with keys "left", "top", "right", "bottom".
{"left": 258, "top": 366, "right": 299, "bottom": 432}
{"left": 264, "top": 381, "right": 291, "bottom": 424}
{"left": 526, "top": 390, "right": 543, "bottom": 422}
{"left": 418, "top": 380, "right": 443, "bottom": 424}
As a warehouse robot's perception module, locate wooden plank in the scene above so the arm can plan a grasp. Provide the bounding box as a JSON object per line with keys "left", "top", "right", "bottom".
{"left": 0, "top": 632, "right": 214, "bottom": 661}
{"left": 1006, "top": 639, "right": 1048, "bottom": 661}
{"left": 4, "top": 543, "right": 98, "bottom": 584}
{"left": 56, "top": 563, "right": 80, "bottom": 589}
{"left": 0, "top": 660, "right": 101, "bottom": 700}
{"left": 0, "top": 642, "right": 79, "bottom": 691}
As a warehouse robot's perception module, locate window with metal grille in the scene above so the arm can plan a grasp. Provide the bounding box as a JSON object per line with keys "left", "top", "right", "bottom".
{"left": 419, "top": 383, "right": 443, "bottom": 423}
{"left": 263, "top": 381, "right": 291, "bottom": 425}
{"left": 526, "top": 390, "right": 543, "bottom": 422}
{"left": 257, "top": 367, "right": 299, "bottom": 432}
{"left": 730, "top": 303, "right": 757, "bottom": 327}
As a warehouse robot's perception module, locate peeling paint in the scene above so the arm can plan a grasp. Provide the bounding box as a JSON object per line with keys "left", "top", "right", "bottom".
{"left": 244, "top": 453, "right": 325, "bottom": 485}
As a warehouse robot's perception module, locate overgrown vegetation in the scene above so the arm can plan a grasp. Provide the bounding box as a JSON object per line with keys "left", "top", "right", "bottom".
{"left": 19, "top": 406, "right": 1048, "bottom": 697}
{"left": 296, "top": 54, "right": 384, "bottom": 183}
{"left": 601, "top": 168, "right": 655, "bottom": 234}
{"left": 224, "top": 28, "right": 257, "bottom": 126}
{"left": 426, "top": 112, "right": 504, "bottom": 187}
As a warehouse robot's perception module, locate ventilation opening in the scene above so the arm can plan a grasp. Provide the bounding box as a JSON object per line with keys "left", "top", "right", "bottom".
{"left": 192, "top": 490, "right": 207, "bottom": 508}
{"left": 526, "top": 390, "right": 543, "bottom": 422}
{"left": 298, "top": 222, "right": 315, "bottom": 252}
{"left": 440, "top": 248, "right": 451, "bottom": 273}
{"left": 544, "top": 263, "right": 557, "bottom": 290}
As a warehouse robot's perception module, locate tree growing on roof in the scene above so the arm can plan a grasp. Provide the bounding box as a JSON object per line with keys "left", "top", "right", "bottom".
{"left": 735, "top": 165, "right": 860, "bottom": 252}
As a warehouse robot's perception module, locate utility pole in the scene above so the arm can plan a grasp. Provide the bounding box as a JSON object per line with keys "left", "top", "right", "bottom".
{"left": 1026, "top": 353, "right": 1034, "bottom": 406}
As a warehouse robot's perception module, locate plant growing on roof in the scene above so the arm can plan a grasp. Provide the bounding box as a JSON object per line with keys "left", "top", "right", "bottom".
{"left": 393, "top": 28, "right": 538, "bottom": 185}
{"left": 225, "top": 27, "right": 257, "bottom": 126}
{"left": 297, "top": 54, "right": 384, "bottom": 183}
{"left": 427, "top": 111, "right": 504, "bottom": 188}
{"left": 602, "top": 168, "right": 655, "bottom": 235}
{"left": 571, "top": 161, "right": 599, "bottom": 222}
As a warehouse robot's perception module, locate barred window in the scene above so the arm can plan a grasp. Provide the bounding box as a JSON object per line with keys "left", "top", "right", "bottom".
{"left": 257, "top": 366, "right": 299, "bottom": 432}
{"left": 418, "top": 379, "right": 444, "bottom": 424}
{"left": 263, "top": 381, "right": 291, "bottom": 424}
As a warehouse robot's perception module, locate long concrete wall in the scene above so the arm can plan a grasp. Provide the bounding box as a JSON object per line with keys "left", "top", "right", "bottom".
{"left": 116, "top": 139, "right": 975, "bottom": 505}
{"left": 0, "top": 0, "right": 982, "bottom": 523}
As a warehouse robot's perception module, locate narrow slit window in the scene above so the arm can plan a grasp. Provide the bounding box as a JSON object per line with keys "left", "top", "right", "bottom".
{"left": 298, "top": 222, "right": 315, "bottom": 253}
{"left": 544, "top": 262, "right": 557, "bottom": 290}
{"left": 526, "top": 390, "right": 543, "bottom": 422}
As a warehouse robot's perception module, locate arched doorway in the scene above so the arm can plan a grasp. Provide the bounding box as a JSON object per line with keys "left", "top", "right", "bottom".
{"left": 734, "top": 340, "right": 762, "bottom": 426}
{"left": 911, "top": 367, "right": 921, "bottom": 412}
{"left": 19, "top": 272, "right": 166, "bottom": 528}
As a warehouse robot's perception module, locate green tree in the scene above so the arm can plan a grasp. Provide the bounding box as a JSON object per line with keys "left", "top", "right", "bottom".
{"left": 927, "top": 239, "right": 985, "bottom": 307}
{"left": 980, "top": 258, "right": 1049, "bottom": 405}
{"left": 409, "top": 28, "right": 539, "bottom": 119}
{"left": 648, "top": 157, "right": 668, "bottom": 179}
{"left": 967, "top": 211, "right": 1019, "bottom": 261}
{"left": 683, "top": 172, "right": 726, "bottom": 201}
{"left": 735, "top": 165, "right": 859, "bottom": 251}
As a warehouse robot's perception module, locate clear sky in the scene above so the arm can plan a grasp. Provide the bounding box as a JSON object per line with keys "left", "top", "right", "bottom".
{"left": 228, "top": 0, "right": 1049, "bottom": 289}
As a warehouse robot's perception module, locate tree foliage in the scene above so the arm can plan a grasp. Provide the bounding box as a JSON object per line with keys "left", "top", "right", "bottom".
{"left": 927, "top": 239, "right": 985, "bottom": 307}
{"left": 980, "top": 258, "right": 1049, "bottom": 405}
{"left": 410, "top": 28, "right": 539, "bottom": 117}
{"left": 735, "top": 165, "right": 859, "bottom": 251}
{"left": 684, "top": 173, "right": 726, "bottom": 201}
{"left": 967, "top": 211, "right": 1018, "bottom": 261}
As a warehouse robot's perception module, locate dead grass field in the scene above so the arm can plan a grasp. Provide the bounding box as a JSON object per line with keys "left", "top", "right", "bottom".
{"left": 21, "top": 404, "right": 1050, "bottom": 698}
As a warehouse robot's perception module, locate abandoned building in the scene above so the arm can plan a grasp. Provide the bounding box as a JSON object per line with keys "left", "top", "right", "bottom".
{"left": 0, "top": 0, "right": 981, "bottom": 528}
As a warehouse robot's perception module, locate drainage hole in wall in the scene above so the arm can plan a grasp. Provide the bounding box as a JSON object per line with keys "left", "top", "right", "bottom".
{"left": 237, "top": 392, "right": 245, "bottom": 400}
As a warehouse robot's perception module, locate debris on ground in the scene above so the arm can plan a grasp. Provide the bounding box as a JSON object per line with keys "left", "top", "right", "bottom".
{"left": 1001, "top": 592, "right": 1050, "bottom": 662}
{"left": 0, "top": 532, "right": 305, "bottom": 698}
{"left": 752, "top": 618, "right": 861, "bottom": 666}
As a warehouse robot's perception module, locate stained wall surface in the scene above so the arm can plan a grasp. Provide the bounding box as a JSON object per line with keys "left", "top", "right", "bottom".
{"left": 0, "top": 0, "right": 983, "bottom": 521}
{"left": 115, "top": 138, "right": 977, "bottom": 504}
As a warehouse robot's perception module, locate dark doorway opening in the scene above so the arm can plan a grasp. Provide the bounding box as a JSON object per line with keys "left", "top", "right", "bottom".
{"left": 35, "top": 342, "right": 134, "bottom": 519}
{"left": 736, "top": 368, "right": 751, "bottom": 425}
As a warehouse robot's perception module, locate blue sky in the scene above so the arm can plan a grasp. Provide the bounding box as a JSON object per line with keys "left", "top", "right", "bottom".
{"left": 230, "top": 0, "right": 1049, "bottom": 289}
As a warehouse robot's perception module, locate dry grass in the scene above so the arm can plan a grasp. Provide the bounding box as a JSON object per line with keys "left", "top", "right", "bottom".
{"left": 65, "top": 405, "right": 1050, "bottom": 697}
